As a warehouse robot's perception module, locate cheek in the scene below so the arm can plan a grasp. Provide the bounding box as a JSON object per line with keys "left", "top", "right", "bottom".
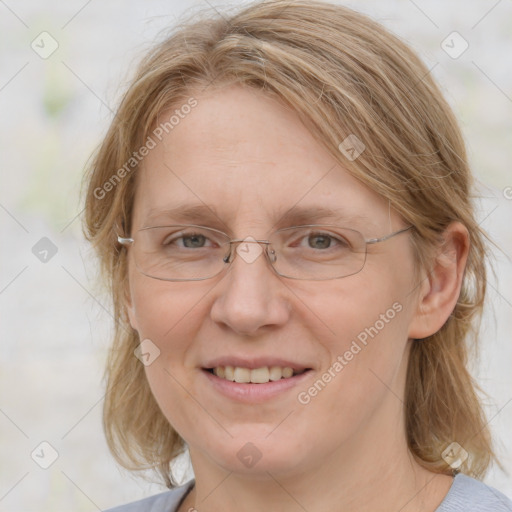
{"left": 128, "top": 268, "right": 205, "bottom": 346}
{"left": 128, "top": 274, "right": 214, "bottom": 436}
{"left": 288, "top": 291, "right": 410, "bottom": 455}
{"left": 127, "top": 271, "right": 205, "bottom": 391}
{"left": 311, "top": 292, "right": 408, "bottom": 391}
{"left": 293, "top": 254, "right": 412, "bottom": 356}
{"left": 291, "top": 258, "right": 414, "bottom": 407}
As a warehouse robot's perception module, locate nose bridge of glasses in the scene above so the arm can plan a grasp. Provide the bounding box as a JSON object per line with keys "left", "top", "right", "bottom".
{"left": 224, "top": 237, "right": 274, "bottom": 265}
{"left": 229, "top": 238, "right": 272, "bottom": 247}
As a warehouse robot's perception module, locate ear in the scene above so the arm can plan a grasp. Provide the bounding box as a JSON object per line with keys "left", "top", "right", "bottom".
{"left": 408, "top": 222, "right": 469, "bottom": 339}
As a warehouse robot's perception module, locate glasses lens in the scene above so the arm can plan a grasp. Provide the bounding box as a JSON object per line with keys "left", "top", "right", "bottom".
{"left": 134, "top": 225, "right": 230, "bottom": 281}
{"left": 269, "top": 225, "right": 367, "bottom": 280}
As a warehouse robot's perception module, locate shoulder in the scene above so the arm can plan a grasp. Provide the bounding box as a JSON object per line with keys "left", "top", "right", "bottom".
{"left": 104, "top": 479, "right": 195, "bottom": 512}
{"left": 437, "top": 473, "right": 512, "bottom": 511}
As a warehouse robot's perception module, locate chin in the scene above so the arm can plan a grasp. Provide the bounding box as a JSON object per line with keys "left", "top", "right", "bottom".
{"left": 200, "top": 435, "right": 309, "bottom": 477}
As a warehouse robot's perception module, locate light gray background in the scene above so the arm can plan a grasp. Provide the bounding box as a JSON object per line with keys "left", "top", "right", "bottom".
{"left": 1, "top": 1, "right": 511, "bottom": 510}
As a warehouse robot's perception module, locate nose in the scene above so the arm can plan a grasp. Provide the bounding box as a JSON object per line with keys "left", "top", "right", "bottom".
{"left": 210, "top": 240, "right": 291, "bottom": 336}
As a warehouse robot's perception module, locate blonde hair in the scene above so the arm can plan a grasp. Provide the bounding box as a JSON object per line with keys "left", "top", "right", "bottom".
{"left": 83, "top": 0, "right": 495, "bottom": 487}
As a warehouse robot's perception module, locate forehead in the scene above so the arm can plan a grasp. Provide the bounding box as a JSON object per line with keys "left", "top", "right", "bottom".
{"left": 132, "top": 85, "right": 391, "bottom": 232}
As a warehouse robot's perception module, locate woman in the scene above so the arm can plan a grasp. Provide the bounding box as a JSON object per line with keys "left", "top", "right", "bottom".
{"left": 83, "top": 1, "right": 512, "bottom": 510}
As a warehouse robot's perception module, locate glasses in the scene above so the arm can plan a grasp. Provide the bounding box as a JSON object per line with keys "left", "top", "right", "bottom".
{"left": 117, "top": 224, "right": 413, "bottom": 281}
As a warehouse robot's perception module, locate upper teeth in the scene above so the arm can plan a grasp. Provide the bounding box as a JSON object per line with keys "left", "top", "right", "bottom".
{"left": 213, "top": 366, "right": 298, "bottom": 383}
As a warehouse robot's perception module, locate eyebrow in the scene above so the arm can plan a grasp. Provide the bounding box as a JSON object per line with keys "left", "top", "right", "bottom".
{"left": 143, "top": 203, "right": 371, "bottom": 231}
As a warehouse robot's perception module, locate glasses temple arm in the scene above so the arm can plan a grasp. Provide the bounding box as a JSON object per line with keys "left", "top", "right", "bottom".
{"left": 365, "top": 225, "right": 413, "bottom": 245}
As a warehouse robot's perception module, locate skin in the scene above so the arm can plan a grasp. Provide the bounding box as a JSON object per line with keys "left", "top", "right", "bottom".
{"left": 125, "top": 84, "right": 469, "bottom": 512}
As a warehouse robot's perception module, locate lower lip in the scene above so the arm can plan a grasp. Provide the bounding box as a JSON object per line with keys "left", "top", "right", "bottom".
{"left": 201, "top": 369, "right": 313, "bottom": 403}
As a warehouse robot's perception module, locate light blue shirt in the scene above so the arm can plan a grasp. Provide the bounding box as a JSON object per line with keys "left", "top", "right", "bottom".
{"left": 105, "top": 473, "right": 512, "bottom": 511}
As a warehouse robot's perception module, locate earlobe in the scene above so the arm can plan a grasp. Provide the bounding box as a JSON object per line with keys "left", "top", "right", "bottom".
{"left": 408, "top": 222, "right": 469, "bottom": 339}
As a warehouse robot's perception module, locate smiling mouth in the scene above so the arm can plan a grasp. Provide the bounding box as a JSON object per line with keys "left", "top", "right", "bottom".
{"left": 204, "top": 366, "right": 311, "bottom": 384}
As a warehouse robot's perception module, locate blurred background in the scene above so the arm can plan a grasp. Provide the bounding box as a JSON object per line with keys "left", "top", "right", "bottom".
{"left": 1, "top": 0, "right": 511, "bottom": 510}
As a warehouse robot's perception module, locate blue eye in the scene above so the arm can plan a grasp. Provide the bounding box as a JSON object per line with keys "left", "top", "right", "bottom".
{"left": 307, "top": 233, "right": 334, "bottom": 249}
{"left": 178, "top": 234, "right": 208, "bottom": 248}
{"left": 162, "top": 230, "right": 219, "bottom": 249}
{"left": 293, "top": 231, "right": 350, "bottom": 251}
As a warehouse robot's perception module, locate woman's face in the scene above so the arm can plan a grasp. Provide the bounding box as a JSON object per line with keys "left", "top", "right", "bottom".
{"left": 126, "top": 85, "right": 422, "bottom": 478}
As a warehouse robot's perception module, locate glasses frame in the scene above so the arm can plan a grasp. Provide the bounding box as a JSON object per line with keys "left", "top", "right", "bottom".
{"left": 117, "top": 224, "right": 414, "bottom": 282}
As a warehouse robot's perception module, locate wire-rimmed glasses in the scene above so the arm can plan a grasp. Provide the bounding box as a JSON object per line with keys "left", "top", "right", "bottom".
{"left": 117, "top": 224, "right": 413, "bottom": 281}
